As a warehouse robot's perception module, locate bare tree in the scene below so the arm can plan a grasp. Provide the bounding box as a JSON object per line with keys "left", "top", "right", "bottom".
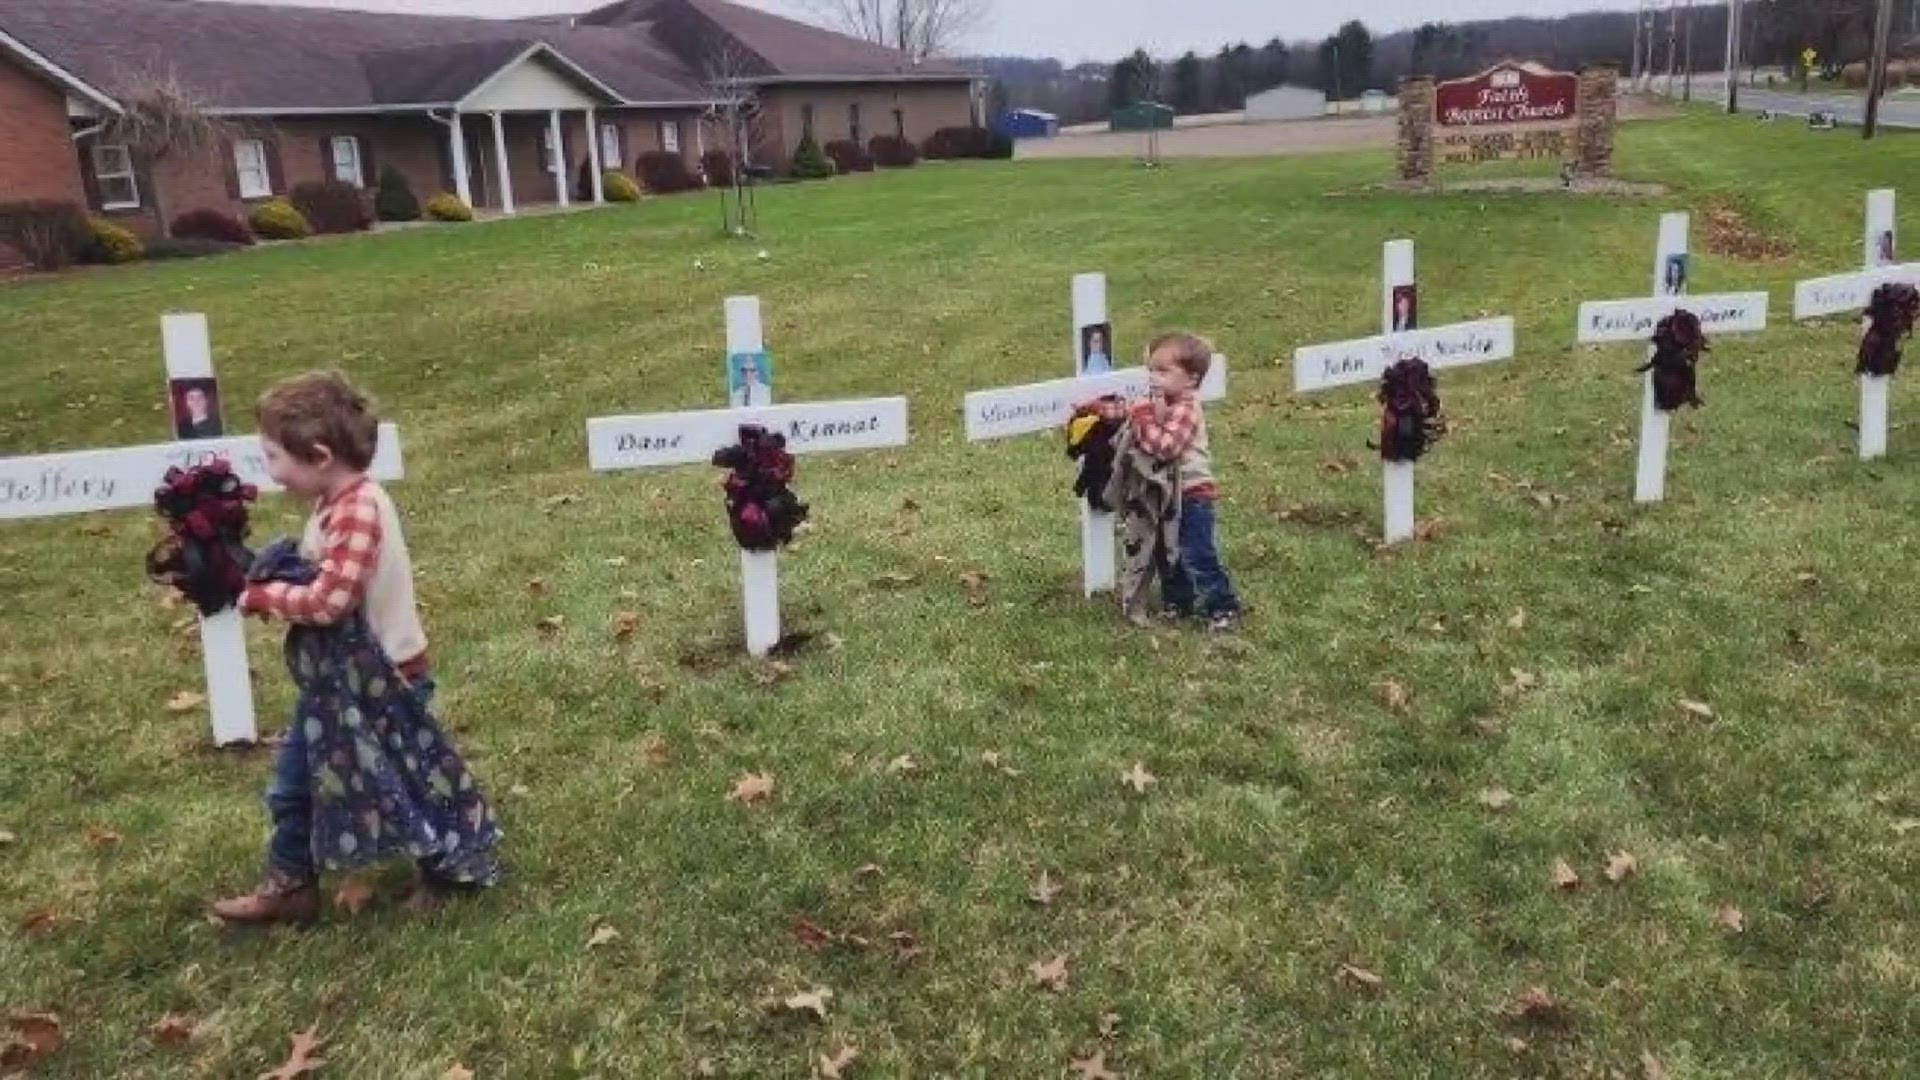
{"left": 100, "top": 67, "right": 236, "bottom": 236}
{"left": 796, "top": 0, "right": 989, "bottom": 61}
{"left": 703, "top": 44, "right": 769, "bottom": 236}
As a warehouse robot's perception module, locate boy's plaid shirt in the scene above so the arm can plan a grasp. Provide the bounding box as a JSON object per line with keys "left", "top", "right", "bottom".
{"left": 242, "top": 477, "right": 381, "bottom": 625}
{"left": 1094, "top": 393, "right": 1201, "bottom": 459}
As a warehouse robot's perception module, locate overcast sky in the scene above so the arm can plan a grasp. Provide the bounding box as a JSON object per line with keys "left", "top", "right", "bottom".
{"left": 241, "top": 0, "right": 1647, "bottom": 63}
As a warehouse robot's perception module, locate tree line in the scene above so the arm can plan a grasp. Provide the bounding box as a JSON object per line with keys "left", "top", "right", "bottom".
{"left": 976, "top": 1, "right": 1910, "bottom": 124}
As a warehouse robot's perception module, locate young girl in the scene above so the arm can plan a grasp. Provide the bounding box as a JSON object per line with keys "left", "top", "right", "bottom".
{"left": 211, "top": 371, "right": 501, "bottom": 924}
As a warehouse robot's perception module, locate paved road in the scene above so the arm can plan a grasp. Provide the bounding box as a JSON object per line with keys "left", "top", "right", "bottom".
{"left": 1657, "top": 75, "right": 1920, "bottom": 129}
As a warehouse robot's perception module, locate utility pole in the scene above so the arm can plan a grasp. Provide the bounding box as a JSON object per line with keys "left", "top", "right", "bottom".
{"left": 1664, "top": 1, "right": 1678, "bottom": 96}
{"left": 1682, "top": 0, "right": 1695, "bottom": 102}
{"left": 1723, "top": 0, "right": 1741, "bottom": 113}
{"left": 1865, "top": 0, "right": 1895, "bottom": 140}
{"left": 1631, "top": 0, "right": 1644, "bottom": 84}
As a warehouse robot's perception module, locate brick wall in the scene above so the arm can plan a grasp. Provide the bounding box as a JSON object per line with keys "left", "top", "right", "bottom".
{"left": 758, "top": 82, "right": 974, "bottom": 166}
{"left": 0, "top": 54, "right": 87, "bottom": 204}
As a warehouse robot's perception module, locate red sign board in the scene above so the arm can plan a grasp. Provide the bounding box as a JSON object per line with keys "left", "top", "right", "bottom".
{"left": 1435, "top": 62, "right": 1578, "bottom": 128}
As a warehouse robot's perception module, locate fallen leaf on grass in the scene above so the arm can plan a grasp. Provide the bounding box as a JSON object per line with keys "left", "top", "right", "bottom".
{"left": 1477, "top": 788, "right": 1515, "bottom": 811}
{"left": 1120, "top": 762, "right": 1155, "bottom": 795}
{"left": 1714, "top": 903, "right": 1746, "bottom": 933}
{"left": 0, "top": 829, "right": 14, "bottom": 845}
{"left": 729, "top": 772, "right": 776, "bottom": 805}
{"left": 783, "top": 987, "right": 833, "bottom": 1020}
{"left": 1641, "top": 1051, "right": 1670, "bottom": 1080}
{"left": 790, "top": 916, "right": 844, "bottom": 953}
{"left": 1069, "top": 1050, "right": 1119, "bottom": 1079}
{"left": 817, "top": 1043, "right": 860, "bottom": 1078}
{"left": 18, "top": 908, "right": 59, "bottom": 935}
{"left": 980, "top": 750, "right": 1020, "bottom": 777}
{"left": 604, "top": 556, "right": 629, "bottom": 568}
{"left": 166, "top": 690, "right": 208, "bottom": 713}
{"left": 534, "top": 615, "right": 565, "bottom": 635}
{"left": 1504, "top": 669, "right": 1539, "bottom": 694}
{"left": 1893, "top": 818, "right": 1920, "bottom": 836}
{"left": 1029, "top": 954, "right": 1070, "bottom": 992}
{"left": 586, "top": 924, "right": 620, "bottom": 949}
{"left": 1677, "top": 698, "right": 1715, "bottom": 720}
{"left": 1551, "top": 859, "right": 1582, "bottom": 891}
{"left": 1506, "top": 607, "right": 1528, "bottom": 630}
{"left": 959, "top": 571, "right": 990, "bottom": 608}
{"left": 752, "top": 660, "right": 797, "bottom": 686}
{"left": 886, "top": 754, "right": 920, "bottom": 776}
{"left": 258, "top": 1023, "right": 326, "bottom": 1080}
{"left": 1334, "top": 963, "right": 1384, "bottom": 991}
{"left": 1604, "top": 850, "right": 1639, "bottom": 883}
{"left": 83, "top": 826, "right": 122, "bottom": 848}
{"left": 525, "top": 577, "right": 548, "bottom": 596}
{"left": 870, "top": 571, "right": 918, "bottom": 590}
{"left": 1097, "top": 1012, "right": 1121, "bottom": 1040}
{"left": 1029, "top": 870, "right": 1062, "bottom": 907}
{"left": 1, "top": 1012, "right": 64, "bottom": 1072}
{"left": 611, "top": 611, "right": 641, "bottom": 640}
{"left": 887, "top": 929, "right": 925, "bottom": 962}
{"left": 1503, "top": 985, "right": 1565, "bottom": 1022}
{"left": 149, "top": 1013, "right": 198, "bottom": 1048}
{"left": 1317, "top": 452, "right": 1357, "bottom": 476}
{"left": 1413, "top": 517, "right": 1449, "bottom": 542}
{"left": 508, "top": 783, "right": 532, "bottom": 798}
{"left": 1504, "top": 1037, "right": 1530, "bottom": 1055}
{"left": 640, "top": 733, "right": 671, "bottom": 768}
{"left": 333, "top": 875, "right": 376, "bottom": 915}
{"left": 442, "top": 1065, "right": 476, "bottom": 1080}
{"left": 1378, "top": 680, "right": 1412, "bottom": 714}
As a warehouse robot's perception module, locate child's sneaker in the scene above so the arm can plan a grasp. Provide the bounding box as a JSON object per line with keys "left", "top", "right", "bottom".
{"left": 1158, "top": 607, "right": 1192, "bottom": 623}
{"left": 1206, "top": 611, "right": 1241, "bottom": 634}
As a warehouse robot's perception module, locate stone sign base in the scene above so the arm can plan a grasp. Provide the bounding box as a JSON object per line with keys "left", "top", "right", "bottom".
{"left": 1399, "top": 63, "right": 1618, "bottom": 184}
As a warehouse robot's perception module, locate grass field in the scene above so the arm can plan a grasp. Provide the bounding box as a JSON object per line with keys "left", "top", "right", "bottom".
{"left": 4, "top": 113, "right": 1920, "bottom": 1078}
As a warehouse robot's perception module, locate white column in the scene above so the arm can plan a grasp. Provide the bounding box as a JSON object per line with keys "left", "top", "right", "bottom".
{"left": 490, "top": 111, "right": 515, "bottom": 216}
{"left": 741, "top": 550, "right": 781, "bottom": 657}
{"left": 1072, "top": 272, "right": 1117, "bottom": 597}
{"left": 1382, "top": 239, "right": 1415, "bottom": 334}
{"left": 585, "top": 107, "right": 605, "bottom": 204}
{"left": 1861, "top": 374, "right": 1891, "bottom": 459}
{"left": 161, "top": 312, "right": 258, "bottom": 747}
{"left": 548, "top": 109, "right": 569, "bottom": 208}
{"left": 449, "top": 113, "right": 473, "bottom": 208}
{"left": 1634, "top": 374, "right": 1671, "bottom": 503}
{"left": 1382, "top": 460, "right": 1416, "bottom": 544}
{"left": 1865, "top": 188, "right": 1896, "bottom": 268}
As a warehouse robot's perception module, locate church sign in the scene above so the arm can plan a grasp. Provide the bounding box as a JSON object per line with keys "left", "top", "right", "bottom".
{"left": 1435, "top": 63, "right": 1578, "bottom": 128}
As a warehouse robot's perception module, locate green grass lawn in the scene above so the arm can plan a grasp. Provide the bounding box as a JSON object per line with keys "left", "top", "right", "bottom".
{"left": 4, "top": 114, "right": 1920, "bottom": 1078}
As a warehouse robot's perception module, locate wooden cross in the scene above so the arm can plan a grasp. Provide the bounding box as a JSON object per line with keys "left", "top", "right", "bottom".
{"left": 1291, "top": 239, "right": 1517, "bottom": 544}
{"left": 0, "top": 314, "right": 405, "bottom": 746}
{"left": 960, "top": 272, "right": 1229, "bottom": 596}
{"left": 1575, "top": 212, "right": 1771, "bottom": 502}
{"left": 1792, "top": 188, "right": 1920, "bottom": 459}
{"left": 585, "top": 296, "right": 910, "bottom": 656}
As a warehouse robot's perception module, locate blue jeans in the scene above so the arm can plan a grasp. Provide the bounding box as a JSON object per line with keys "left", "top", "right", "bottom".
{"left": 266, "top": 677, "right": 435, "bottom": 881}
{"left": 1159, "top": 495, "right": 1240, "bottom": 618}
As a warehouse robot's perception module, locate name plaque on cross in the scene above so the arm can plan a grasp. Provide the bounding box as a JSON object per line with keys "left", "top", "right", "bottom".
{"left": 1293, "top": 317, "right": 1515, "bottom": 393}
{"left": 1576, "top": 294, "right": 1771, "bottom": 344}
{"left": 588, "top": 400, "right": 909, "bottom": 471}
{"left": 964, "top": 360, "right": 1229, "bottom": 442}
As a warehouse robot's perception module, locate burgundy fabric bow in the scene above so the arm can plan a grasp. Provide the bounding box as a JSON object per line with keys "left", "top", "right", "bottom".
{"left": 145, "top": 458, "right": 258, "bottom": 615}
{"left": 712, "top": 425, "right": 808, "bottom": 552}
{"left": 1376, "top": 357, "right": 1443, "bottom": 462}
{"left": 1641, "top": 310, "right": 1708, "bottom": 412}
{"left": 1859, "top": 283, "right": 1920, "bottom": 378}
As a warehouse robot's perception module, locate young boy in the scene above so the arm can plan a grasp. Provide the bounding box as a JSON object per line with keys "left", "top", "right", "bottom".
{"left": 1101, "top": 333, "right": 1242, "bottom": 631}
{"left": 213, "top": 371, "right": 443, "bottom": 922}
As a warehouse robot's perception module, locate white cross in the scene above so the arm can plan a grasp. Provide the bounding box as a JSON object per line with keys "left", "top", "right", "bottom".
{"left": 1575, "top": 212, "right": 1771, "bottom": 502}
{"left": 1792, "top": 188, "right": 1920, "bottom": 459}
{"left": 959, "top": 272, "right": 1229, "bottom": 596}
{"left": 585, "top": 296, "right": 910, "bottom": 656}
{"left": 1291, "top": 240, "right": 1518, "bottom": 544}
{"left": 0, "top": 313, "right": 405, "bottom": 746}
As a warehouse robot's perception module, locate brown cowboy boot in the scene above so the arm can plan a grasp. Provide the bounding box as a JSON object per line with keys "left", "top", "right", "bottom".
{"left": 210, "top": 868, "right": 320, "bottom": 926}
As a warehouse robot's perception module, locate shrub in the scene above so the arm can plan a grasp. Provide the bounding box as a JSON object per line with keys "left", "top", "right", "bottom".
{"left": 290, "top": 180, "right": 373, "bottom": 235}
{"left": 146, "top": 237, "right": 246, "bottom": 261}
{"left": 923, "top": 126, "right": 1003, "bottom": 160}
{"left": 823, "top": 139, "right": 875, "bottom": 173}
{"left": 986, "top": 131, "right": 1015, "bottom": 160}
{"left": 423, "top": 193, "right": 473, "bottom": 222}
{"left": 248, "top": 199, "right": 312, "bottom": 241}
{"left": 85, "top": 217, "right": 143, "bottom": 263}
{"left": 635, "top": 151, "right": 700, "bottom": 195}
{"left": 374, "top": 164, "right": 421, "bottom": 222}
{"left": 867, "top": 134, "right": 920, "bottom": 169}
{"left": 701, "top": 149, "right": 735, "bottom": 189}
{"left": 0, "top": 201, "right": 92, "bottom": 270}
{"left": 604, "top": 171, "right": 642, "bottom": 202}
{"left": 170, "top": 207, "right": 254, "bottom": 246}
{"left": 790, "top": 132, "right": 835, "bottom": 180}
